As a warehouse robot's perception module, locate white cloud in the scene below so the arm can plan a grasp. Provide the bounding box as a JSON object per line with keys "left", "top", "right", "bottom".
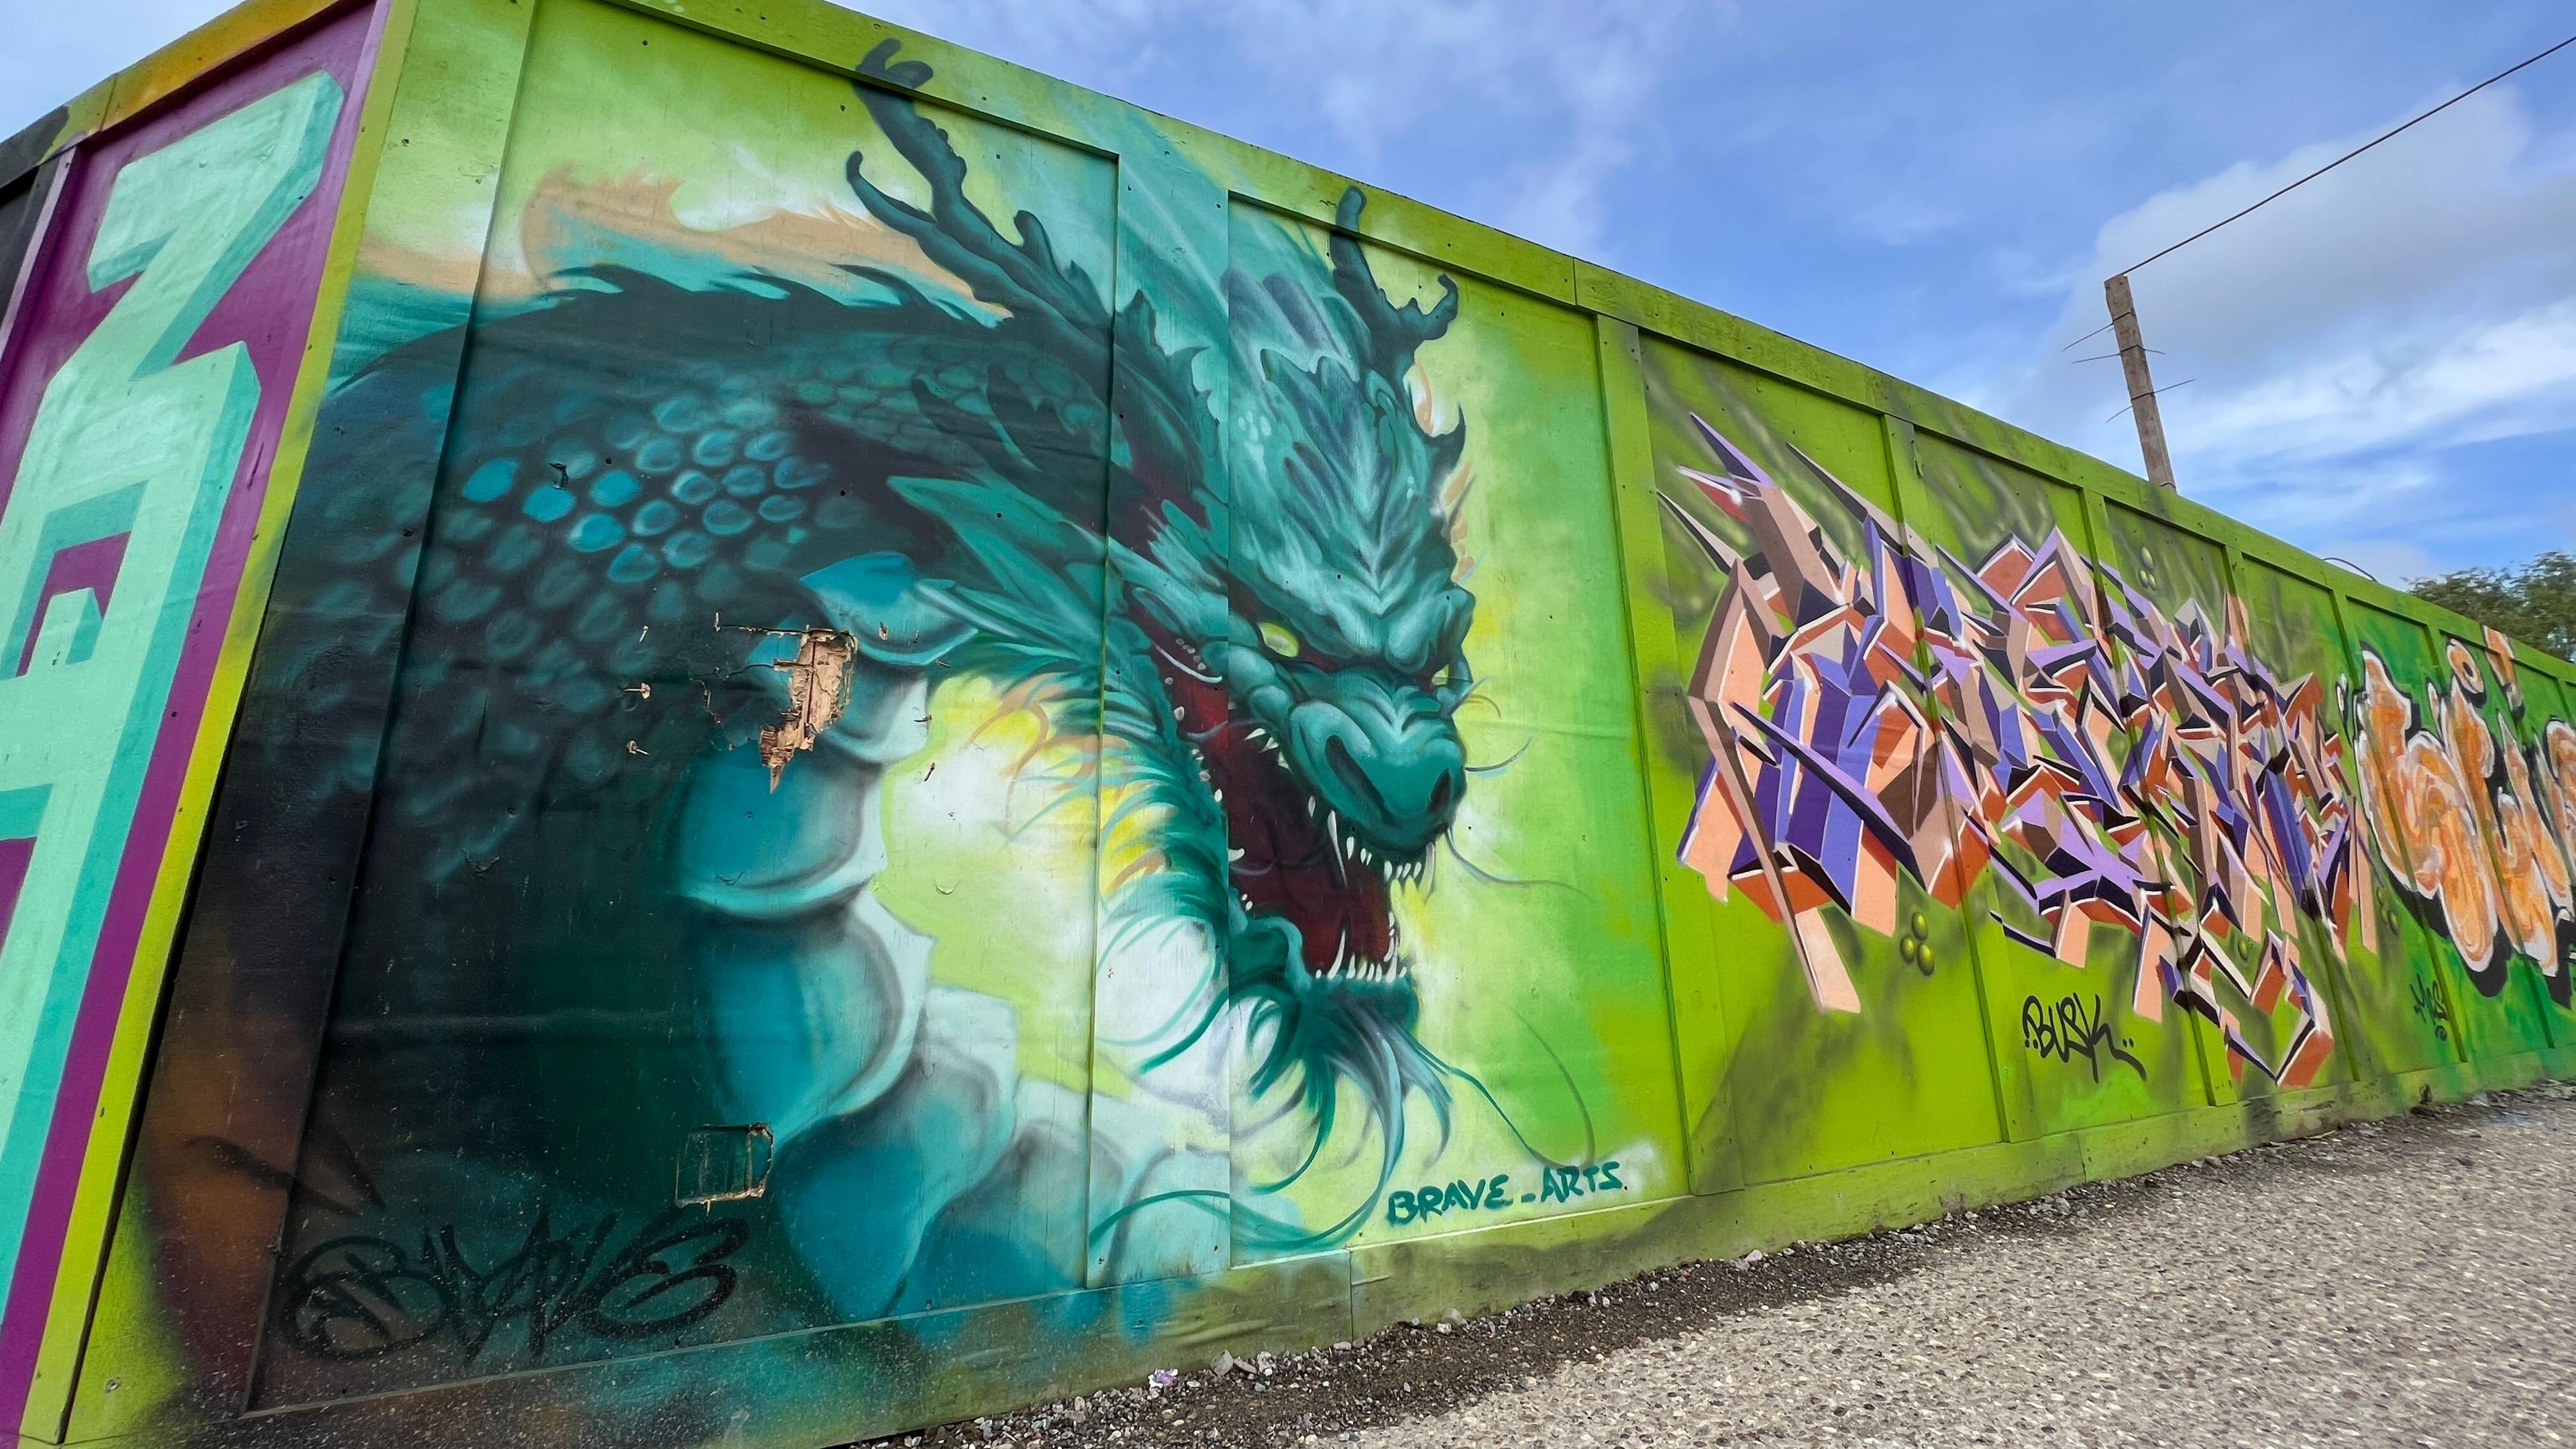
{"left": 1849, "top": 195, "right": 1964, "bottom": 248}
{"left": 863, "top": 0, "right": 1703, "bottom": 259}
{"left": 2206, "top": 454, "right": 2443, "bottom": 540}
{"left": 1493, "top": 129, "right": 1631, "bottom": 257}
{"left": 1978, "top": 84, "right": 2576, "bottom": 543}
{"left": 2309, "top": 535, "right": 2438, "bottom": 588}
{"left": 2181, "top": 298, "right": 2576, "bottom": 466}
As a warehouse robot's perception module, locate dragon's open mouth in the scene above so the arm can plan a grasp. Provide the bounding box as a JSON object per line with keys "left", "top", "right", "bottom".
{"left": 1150, "top": 631, "right": 1414, "bottom": 981}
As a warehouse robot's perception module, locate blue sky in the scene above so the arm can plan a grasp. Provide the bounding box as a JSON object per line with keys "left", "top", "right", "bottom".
{"left": 12, "top": 1, "right": 2576, "bottom": 581}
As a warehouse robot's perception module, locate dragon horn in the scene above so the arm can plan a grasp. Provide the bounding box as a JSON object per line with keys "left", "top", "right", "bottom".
{"left": 855, "top": 36, "right": 932, "bottom": 90}
{"left": 844, "top": 44, "right": 1108, "bottom": 361}
{"left": 1327, "top": 187, "right": 1460, "bottom": 378}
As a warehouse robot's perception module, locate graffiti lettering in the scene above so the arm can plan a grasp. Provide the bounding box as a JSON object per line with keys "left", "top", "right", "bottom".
{"left": 2407, "top": 976, "right": 2454, "bottom": 1044}
{"left": 274, "top": 1206, "right": 749, "bottom": 1362}
{"left": 2350, "top": 636, "right": 2576, "bottom": 1000}
{"left": 1538, "top": 1161, "right": 1627, "bottom": 1202}
{"left": 1666, "top": 419, "right": 2346, "bottom": 1087}
{"left": 1383, "top": 1161, "right": 1628, "bottom": 1226}
{"left": 2021, "top": 993, "right": 2145, "bottom": 1083}
{"left": 1385, "top": 1174, "right": 1511, "bottom": 1226}
{"left": 0, "top": 71, "right": 348, "bottom": 1307}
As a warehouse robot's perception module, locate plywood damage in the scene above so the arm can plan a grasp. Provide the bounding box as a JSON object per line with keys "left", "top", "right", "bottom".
{"left": 758, "top": 627, "right": 856, "bottom": 788}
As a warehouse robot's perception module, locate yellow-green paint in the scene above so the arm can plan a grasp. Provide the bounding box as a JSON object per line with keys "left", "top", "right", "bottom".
{"left": 0, "top": 1, "right": 2571, "bottom": 1446}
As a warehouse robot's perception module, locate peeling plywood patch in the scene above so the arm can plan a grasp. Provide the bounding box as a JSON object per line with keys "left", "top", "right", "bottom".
{"left": 676, "top": 1123, "right": 774, "bottom": 1207}
{"left": 758, "top": 627, "right": 855, "bottom": 788}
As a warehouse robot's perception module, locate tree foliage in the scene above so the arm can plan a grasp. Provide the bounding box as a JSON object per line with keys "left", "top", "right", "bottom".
{"left": 2410, "top": 552, "right": 2576, "bottom": 662}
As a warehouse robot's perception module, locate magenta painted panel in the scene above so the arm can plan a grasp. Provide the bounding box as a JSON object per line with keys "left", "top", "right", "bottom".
{"left": 0, "top": 839, "right": 30, "bottom": 947}
{"left": 0, "top": 4, "right": 377, "bottom": 1430}
{"left": 13, "top": 531, "right": 127, "bottom": 675}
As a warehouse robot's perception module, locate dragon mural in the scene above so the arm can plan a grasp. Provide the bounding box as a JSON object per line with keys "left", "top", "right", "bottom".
{"left": 38, "top": 8, "right": 2576, "bottom": 1444}
{"left": 264, "top": 47, "right": 1477, "bottom": 1332}
{"left": 1664, "top": 417, "right": 2361, "bottom": 1087}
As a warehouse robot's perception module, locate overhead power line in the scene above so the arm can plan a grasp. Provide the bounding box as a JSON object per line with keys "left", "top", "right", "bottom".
{"left": 2123, "top": 28, "right": 2576, "bottom": 275}
{"left": 2059, "top": 320, "right": 2115, "bottom": 352}
{"left": 2100, "top": 25, "right": 2576, "bottom": 492}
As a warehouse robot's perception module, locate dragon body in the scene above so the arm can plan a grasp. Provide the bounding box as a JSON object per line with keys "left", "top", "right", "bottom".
{"left": 274, "top": 56, "right": 1475, "bottom": 1324}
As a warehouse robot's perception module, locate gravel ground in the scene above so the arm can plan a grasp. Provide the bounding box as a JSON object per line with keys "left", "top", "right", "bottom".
{"left": 873, "top": 1084, "right": 2576, "bottom": 1449}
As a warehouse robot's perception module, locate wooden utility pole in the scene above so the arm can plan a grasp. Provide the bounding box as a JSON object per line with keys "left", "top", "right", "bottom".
{"left": 2102, "top": 274, "right": 2177, "bottom": 491}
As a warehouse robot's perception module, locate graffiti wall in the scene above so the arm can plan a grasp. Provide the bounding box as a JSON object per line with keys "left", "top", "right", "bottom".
{"left": 2, "top": 0, "right": 2573, "bottom": 1445}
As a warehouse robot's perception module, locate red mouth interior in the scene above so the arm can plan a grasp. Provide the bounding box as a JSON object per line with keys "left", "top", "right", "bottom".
{"left": 1148, "top": 627, "right": 1393, "bottom": 977}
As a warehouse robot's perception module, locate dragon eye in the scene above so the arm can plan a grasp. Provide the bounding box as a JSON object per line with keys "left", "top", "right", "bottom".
{"left": 1258, "top": 622, "right": 1302, "bottom": 659}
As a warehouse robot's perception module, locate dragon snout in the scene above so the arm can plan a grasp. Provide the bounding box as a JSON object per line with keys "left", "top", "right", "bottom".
{"left": 1287, "top": 677, "right": 1464, "bottom": 857}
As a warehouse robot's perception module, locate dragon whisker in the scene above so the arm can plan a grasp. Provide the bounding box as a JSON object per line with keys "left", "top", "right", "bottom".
{"left": 1440, "top": 833, "right": 1566, "bottom": 892}
{"left": 1511, "top": 1009, "right": 1596, "bottom": 1171}
{"left": 1254, "top": 1126, "right": 1332, "bottom": 1193}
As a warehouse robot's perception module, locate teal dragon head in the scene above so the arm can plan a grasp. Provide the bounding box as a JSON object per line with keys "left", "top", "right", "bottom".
{"left": 830, "top": 50, "right": 1483, "bottom": 1217}
{"left": 1109, "top": 195, "right": 1479, "bottom": 1214}
{"left": 1212, "top": 219, "right": 1474, "bottom": 873}
{"left": 1124, "top": 188, "right": 1473, "bottom": 934}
